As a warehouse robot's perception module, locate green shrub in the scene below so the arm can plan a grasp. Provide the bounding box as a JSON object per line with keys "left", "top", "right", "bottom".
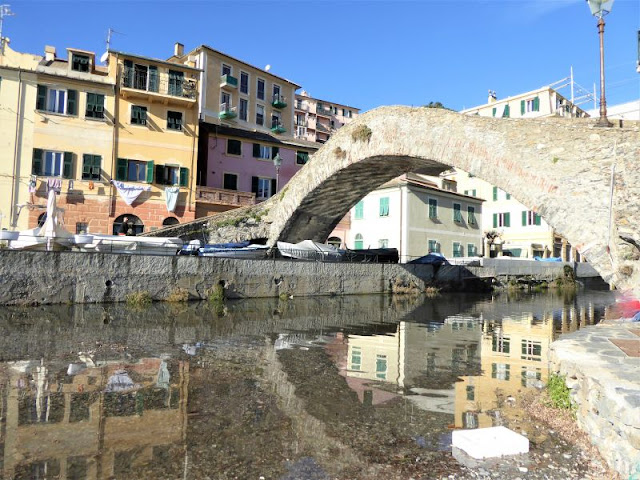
{"left": 126, "top": 291, "right": 152, "bottom": 307}
{"left": 547, "top": 373, "right": 575, "bottom": 412}
{"left": 351, "top": 124, "right": 372, "bottom": 143}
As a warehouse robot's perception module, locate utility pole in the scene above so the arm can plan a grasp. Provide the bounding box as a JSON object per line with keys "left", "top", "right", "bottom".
{"left": 0, "top": 4, "right": 15, "bottom": 54}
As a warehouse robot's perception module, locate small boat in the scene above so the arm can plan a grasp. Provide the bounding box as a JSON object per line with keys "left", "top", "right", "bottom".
{"left": 77, "top": 234, "right": 184, "bottom": 256}
{"left": 199, "top": 243, "right": 269, "bottom": 259}
{"left": 344, "top": 248, "right": 399, "bottom": 264}
{"left": 276, "top": 240, "right": 344, "bottom": 262}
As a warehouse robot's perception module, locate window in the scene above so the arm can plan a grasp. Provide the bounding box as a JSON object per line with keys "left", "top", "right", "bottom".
{"left": 354, "top": 201, "right": 364, "bottom": 220}
{"left": 378, "top": 239, "right": 389, "bottom": 248}
{"left": 257, "top": 78, "right": 265, "bottom": 100}
{"left": 354, "top": 233, "right": 363, "bottom": 249}
{"left": 82, "top": 154, "right": 101, "bottom": 180}
{"left": 256, "top": 104, "right": 264, "bottom": 125}
{"left": 156, "top": 164, "right": 188, "bottom": 186}
{"left": 252, "top": 143, "right": 271, "bottom": 160}
{"left": 522, "top": 210, "right": 542, "bottom": 226}
{"left": 492, "top": 186, "right": 498, "bottom": 201}
{"left": 428, "top": 198, "right": 438, "bottom": 219}
{"left": 379, "top": 197, "right": 389, "bottom": 217}
{"left": 296, "top": 151, "right": 309, "bottom": 165}
{"left": 492, "top": 333, "right": 510, "bottom": 354}
{"left": 506, "top": 192, "right": 511, "bottom": 199}
{"left": 272, "top": 84, "right": 280, "bottom": 100}
{"left": 223, "top": 173, "right": 238, "bottom": 190}
{"left": 227, "top": 139, "right": 242, "bottom": 156}
{"left": 221, "top": 91, "right": 231, "bottom": 110}
{"left": 116, "top": 158, "right": 154, "bottom": 183}
{"left": 221, "top": 64, "right": 231, "bottom": 76}
{"left": 521, "top": 340, "right": 542, "bottom": 361}
{"left": 493, "top": 212, "right": 511, "bottom": 228}
{"left": 239, "top": 98, "right": 248, "bottom": 121}
{"left": 351, "top": 347, "right": 361, "bottom": 371}
{"left": 240, "top": 71, "right": 249, "bottom": 94}
{"left": 467, "top": 243, "right": 477, "bottom": 257}
{"left": 466, "top": 385, "right": 475, "bottom": 401}
{"left": 75, "top": 222, "right": 88, "bottom": 234}
{"left": 375, "top": 354, "right": 387, "bottom": 380}
{"left": 71, "top": 53, "right": 90, "bottom": 72}
{"left": 168, "top": 70, "right": 183, "bottom": 96}
{"left": 491, "top": 363, "right": 510, "bottom": 381}
{"left": 522, "top": 96, "right": 540, "bottom": 114}
{"left": 167, "top": 111, "right": 183, "bottom": 131}
{"left": 521, "top": 367, "right": 542, "bottom": 387}
{"left": 84, "top": 93, "right": 105, "bottom": 119}
{"left": 131, "top": 105, "right": 147, "bottom": 125}
{"left": 32, "top": 149, "right": 73, "bottom": 178}
{"left": 251, "top": 176, "right": 274, "bottom": 199}
{"left": 453, "top": 242, "right": 463, "bottom": 257}
{"left": 453, "top": 203, "right": 462, "bottom": 223}
{"left": 271, "top": 113, "right": 281, "bottom": 129}
{"left": 467, "top": 206, "right": 476, "bottom": 225}
{"left": 36, "top": 85, "right": 77, "bottom": 115}
{"left": 503, "top": 104, "right": 510, "bottom": 118}
{"left": 463, "top": 189, "right": 477, "bottom": 197}
{"left": 428, "top": 239, "right": 440, "bottom": 253}
{"left": 342, "top": 108, "right": 347, "bottom": 116}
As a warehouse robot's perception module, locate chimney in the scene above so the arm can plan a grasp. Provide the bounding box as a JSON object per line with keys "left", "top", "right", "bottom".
{"left": 488, "top": 90, "right": 497, "bottom": 104}
{"left": 174, "top": 42, "right": 184, "bottom": 57}
{"left": 44, "top": 45, "right": 56, "bottom": 61}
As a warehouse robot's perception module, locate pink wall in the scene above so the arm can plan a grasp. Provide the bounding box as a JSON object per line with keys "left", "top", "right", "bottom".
{"left": 206, "top": 136, "right": 304, "bottom": 194}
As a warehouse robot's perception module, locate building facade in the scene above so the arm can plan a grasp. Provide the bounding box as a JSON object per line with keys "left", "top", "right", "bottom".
{"left": 346, "top": 173, "right": 483, "bottom": 262}
{"left": 293, "top": 91, "right": 359, "bottom": 144}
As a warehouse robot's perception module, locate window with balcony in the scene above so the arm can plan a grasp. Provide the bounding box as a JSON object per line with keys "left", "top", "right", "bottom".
{"left": 453, "top": 203, "right": 463, "bottom": 223}
{"left": 123, "top": 61, "right": 158, "bottom": 93}
{"left": 256, "top": 104, "right": 264, "bottom": 125}
{"left": 522, "top": 210, "right": 542, "bottom": 226}
{"left": 81, "top": 154, "right": 101, "bottom": 180}
{"left": 296, "top": 151, "right": 309, "bottom": 165}
{"left": 493, "top": 212, "right": 511, "bottom": 228}
{"left": 428, "top": 239, "right": 440, "bottom": 253}
{"left": 168, "top": 70, "right": 184, "bottom": 96}
{"left": 428, "top": 198, "right": 438, "bottom": 219}
{"left": 116, "top": 158, "right": 153, "bottom": 183}
{"left": 36, "top": 85, "right": 77, "bottom": 115}
{"left": 239, "top": 98, "right": 248, "bottom": 121}
{"left": 155, "top": 164, "right": 188, "bottom": 186}
{"left": 271, "top": 113, "right": 282, "bottom": 129}
{"left": 131, "top": 105, "right": 147, "bottom": 126}
{"left": 32, "top": 149, "right": 73, "bottom": 178}
{"left": 71, "top": 53, "right": 90, "bottom": 72}
{"left": 467, "top": 206, "right": 476, "bottom": 225}
{"left": 379, "top": 197, "right": 389, "bottom": 217}
{"left": 85, "top": 92, "right": 104, "bottom": 119}
{"left": 222, "top": 64, "right": 232, "bottom": 76}
{"left": 227, "top": 139, "right": 241, "bottom": 156}
{"left": 240, "top": 71, "right": 249, "bottom": 94}
{"left": 167, "top": 111, "right": 183, "bottom": 131}
{"left": 257, "top": 78, "right": 265, "bottom": 100}
{"left": 354, "top": 201, "right": 364, "bottom": 220}
{"left": 223, "top": 173, "right": 238, "bottom": 190}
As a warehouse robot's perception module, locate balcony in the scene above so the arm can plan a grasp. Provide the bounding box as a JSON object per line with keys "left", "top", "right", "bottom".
{"left": 294, "top": 118, "right": 308, "bottom": 127}
{"left": 196, "top": 186, "right": 256, "bottom": 207}
{"left": 121, "top": 67, "right": 197, "bottom": 105}
{"left": 316, "top": 123, "right": 331, "bottom": 134}
{"left": 295, "top": 101, "right": 308, "bottom": 111}
{"left": 272, "top": 94, "right": 287, "bottom": 109}
{"left": 316, "top": 107, "right": 332, "bottom": 118}
{"left": 271, "top": 122, "right": 286, "bottom": 134}
{"left": 220, "top": 74, "right": 238, "bottom": 90}
{"left": 219, "top": 102, "right": 237, "bottom": 120}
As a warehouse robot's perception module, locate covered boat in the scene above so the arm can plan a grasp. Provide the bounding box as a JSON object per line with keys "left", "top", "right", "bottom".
{"left": 276, "top": 240, "right": 344, "bottom": 262}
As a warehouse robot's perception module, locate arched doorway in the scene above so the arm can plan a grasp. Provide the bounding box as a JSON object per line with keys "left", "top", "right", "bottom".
{"left": 163, "top": 217, "right": 179, "bottom": 226}
{"left": 327, "top": 236, "right": 342, "bottom": 248}
{"left": 113, "top": 214, "right": 144, "bottom": 236}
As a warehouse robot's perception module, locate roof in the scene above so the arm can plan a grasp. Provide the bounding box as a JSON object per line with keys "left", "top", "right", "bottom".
{"left": 187, "top": 44, "right": 301, "bottom": 88}
{"left": 460, "top": 85, "right": 587, "bottom": 114}
{"left": 109, "top": 50, "right": 201, "bottom": 72}
{"left": 200, "top": 123, "right": 319, "bottom": 151}
{"left": 376, "top": 173, "right": 484, "bottom": 202}
{"left": 295, "top": 92, "right": 360, "bottom": 111}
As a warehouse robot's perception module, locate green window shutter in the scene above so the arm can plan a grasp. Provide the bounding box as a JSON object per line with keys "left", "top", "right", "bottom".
{"left": 63, "top": 152, "right": 74, "bottom": 179}
{"left": 253, "top": 143, "right": 260, "bottom": 158}
{"left": 149, "top": 66, "right": 159, "bottom": 92}
{"left": 504, "top": 212, "right": 510, "bottom": 227}
{"left": 145, "top": 160, "right": 154, "bottom": 183}
{"left": 506, "top": 193, "right": 511, "bottom": 199}
{"left": 535, "top": 213, "right": 541, "bottom": 226}
{"left": 493, "top": 213, "right": 498, "bottom": 229}
{"left": 67, "top": 89, "right": 77, "bottom": 115}
{"left": 272, "top": 146, "right": 279, "bottom": 158}
{"left": 379, "top": 197, "right": 389, "bottom": 216}
{"left": 251, "top": 176, "right": 259, "bottom": 194}
{"left": 95, "top": 94, "right": 104, "bottom": 113}
{"left": 179, "top": 167, "right": 188, "bottom": 187}
{"left": 533, "top": 96, "right": 540, "bottom": 112}
{"left": 36, "top": 85, "right": 47, "bottom": 110}
{"left": 492, "top": 186, "right": 498, "bottom": 201}
{"left": 32, "top": 148, "right": 43, "bottom": 175}
{"left": 82, "top": 154, "right": 92, "bottom": 179}
{"left": 116, "top": 158, "right": 128, "bottom": 181}
{"left": 522, "top": 211, "right": 527, "bottom": 226}
{"left": 155, "top": 164, "right": 165, "bottom": 184}
{"left": 140, "top": 107, "right": 147, "bottom": 123}
{"left": 503, "top": 105, "right": 510, "bottom": 118}
{"left": 492, "top": 107, "right": 496, "bottom": 117}
{"left": 520, "top": 100, "right": 525, "bottom": 115}
{"left": 355, "top": 201, "right": 364, "bottom": 219}
{"left": 271, "top": 178, "right": 277, "bottom": 196}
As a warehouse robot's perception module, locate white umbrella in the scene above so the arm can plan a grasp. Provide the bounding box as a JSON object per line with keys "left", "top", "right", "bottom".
{"left": 42, "top": 190, "right": 58, "bottom": 251}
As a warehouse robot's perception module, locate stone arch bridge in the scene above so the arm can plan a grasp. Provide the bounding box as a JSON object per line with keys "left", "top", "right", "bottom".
{"left": 157, "top": 106, "right": 640, "bottom": 295}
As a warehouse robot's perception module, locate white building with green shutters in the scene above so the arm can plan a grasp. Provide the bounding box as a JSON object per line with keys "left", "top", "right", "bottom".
{"left": 346, "top": 173, "right": 484, "bottom": 263}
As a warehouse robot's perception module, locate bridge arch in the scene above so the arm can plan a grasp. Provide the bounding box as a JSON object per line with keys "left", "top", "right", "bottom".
{"left": 170, "top": 107, "right": 640, "bottom": 294}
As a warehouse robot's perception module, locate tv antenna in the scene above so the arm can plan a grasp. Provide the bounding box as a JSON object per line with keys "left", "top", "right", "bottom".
{"left": 101, "top": 27, "right": 123, "bottom": 63}
{"left": 0, "top": 4, "right": 15, "bottom": 54}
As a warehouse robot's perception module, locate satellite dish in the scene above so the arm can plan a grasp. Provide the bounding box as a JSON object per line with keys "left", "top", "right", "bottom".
{"left": 100, "top": 51, "right": 109, "bottom": 64}
{"left": 265, "top": 64, "right": 271, "bottom": 71}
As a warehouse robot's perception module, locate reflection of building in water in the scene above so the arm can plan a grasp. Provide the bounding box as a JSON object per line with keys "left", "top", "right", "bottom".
{"left": 0, "top": 357, "right": 188, "bottom": 479}
{"left": 455, "top": 303, "right": 601, "bottom": 429}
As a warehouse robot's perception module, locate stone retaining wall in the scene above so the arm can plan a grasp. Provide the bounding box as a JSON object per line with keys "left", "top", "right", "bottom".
{"left": 549, "top": 324, "right": 640, "bottom": 478}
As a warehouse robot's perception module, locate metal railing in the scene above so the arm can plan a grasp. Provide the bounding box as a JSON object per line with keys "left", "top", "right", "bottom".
{"left": 122, "top": 68, "right": 197, "bottom": 99}
{"left": 315, "top": 123, "right": 331, "bottom": 133}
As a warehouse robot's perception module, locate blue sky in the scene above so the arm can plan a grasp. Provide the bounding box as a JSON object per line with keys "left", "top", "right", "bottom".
{"left": 4, "top": 0, "right": 639, "bottom": 112}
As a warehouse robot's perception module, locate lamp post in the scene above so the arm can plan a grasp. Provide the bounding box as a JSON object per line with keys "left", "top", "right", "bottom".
{"left": 586, "top": 0, "right": 614, "bottom": 127}
{"left": 273, "top": 153, "right": 282, "bottom": 194}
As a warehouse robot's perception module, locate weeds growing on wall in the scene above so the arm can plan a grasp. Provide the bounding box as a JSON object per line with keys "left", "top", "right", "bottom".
{"left": 166, "top": 288, "right": 189, "bottom": 303}
{"left": 126, "top": 291, "right": 152, "bottom": 307}
{"left": 547, "top": 373, "right": 576, "bottom": 414}
{"left": 351, "top": 124, "right": 372, "bottom": 143}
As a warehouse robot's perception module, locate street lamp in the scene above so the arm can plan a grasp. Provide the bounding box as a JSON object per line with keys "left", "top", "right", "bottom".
{"left": 586, "top": 0, "right": 614, "bottom": 127}
{"left": 273, "top": 153, "right": 282, "bottom": 194}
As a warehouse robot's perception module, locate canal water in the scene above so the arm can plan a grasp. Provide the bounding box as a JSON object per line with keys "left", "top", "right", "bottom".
{"left": 0, "top": 289, "right": 617, "bottom": 480}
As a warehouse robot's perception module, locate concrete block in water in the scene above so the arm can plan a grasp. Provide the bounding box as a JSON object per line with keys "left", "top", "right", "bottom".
{"left": 452, "top": 426, "right": 529, "bottom": 459}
